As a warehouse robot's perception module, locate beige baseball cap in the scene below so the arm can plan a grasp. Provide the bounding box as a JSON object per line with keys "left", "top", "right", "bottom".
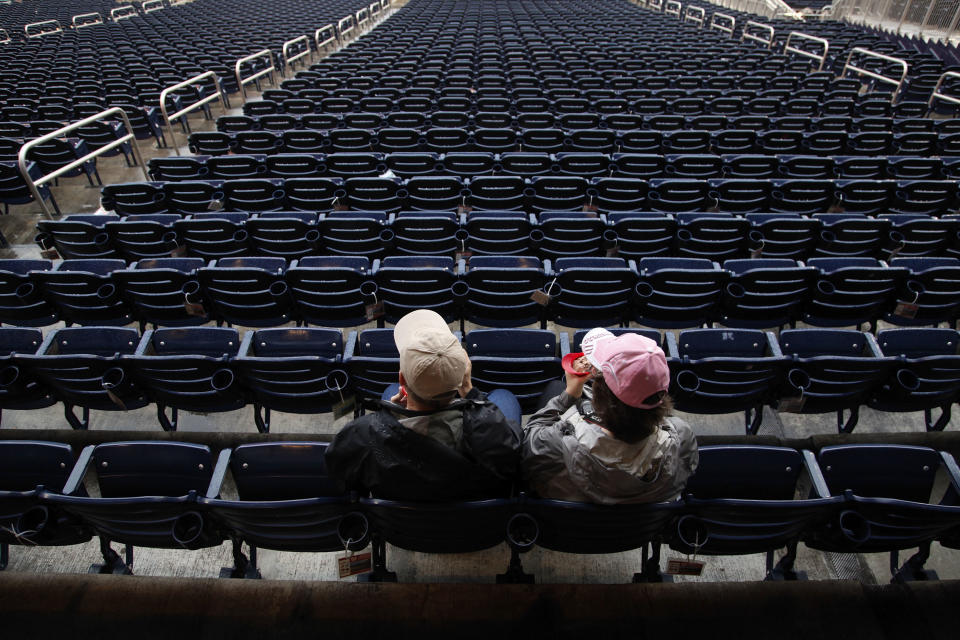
{"left": 393, "top": 309, "right": 468, "bottom": 403}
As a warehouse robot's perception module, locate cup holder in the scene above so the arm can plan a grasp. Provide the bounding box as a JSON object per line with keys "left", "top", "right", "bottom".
{"left": 816, "top": 279, "right": 836, "bottom": 296}
{"left": 895, "top": 368, "right": 920, "bottom": 392}
{"left": 16, "top": 506, "right": 49, "bottom": 537}
{"left": 837, "top": 510, "right": 870, "bottom": 545}
{"left": 0, "top": 365, "right": 19, "bottom": 388}
{"left": 338, "top": 512, "right": 370, "bottom": 552}
{"left": 676, "top": 370, "right": 700, "bottom": 393}
{"left": 635, "top": 281, "right": 654, "bottom": 298}
{"left": 211, "top": 368, "right": 235, "bottom": 392}
{"left": 324, "top": 369, "right": 350, "bottom": 393}
{"left": 787, "top": 368, "right": 811, "bottom": 392}
{"left": 96, "top": 283, "right": 117, "bottom": 300}
{"left": 172, "top": 511, "right": 206, "bottom": 548}
{"left": 506, "top": 512, "right": 539, "bottom": 552}
{"left": 676, "top": 515, "right": 710, "bottom": 549}
{"left": 726, "top": 282, "right": 746, "bottom": 298}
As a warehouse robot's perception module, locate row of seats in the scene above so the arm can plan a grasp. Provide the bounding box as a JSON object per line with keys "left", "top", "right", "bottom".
{"left": 2, "top": 439, "right": 958, "bottom": 582}
{"left": 2, "top": 323, "right": 960, "bottom": 433}
{"left": 150, "top": 152, "right": 960, "bottom": 181}
{"left": 185, "top": 127, "right": 960, "bottom": 156}
{"left": 217, "top": 113, "right": 960, "bottom": 135}
{"left": 97, "top": 177, "right": 960, "bottom": 216}
{"left": 32, "top": 208, "right": 960, "bottom": 264}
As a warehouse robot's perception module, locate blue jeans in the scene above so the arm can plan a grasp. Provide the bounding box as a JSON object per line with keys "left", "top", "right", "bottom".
{"left": 381, "top": 384, "right": 522, "bottom": 425}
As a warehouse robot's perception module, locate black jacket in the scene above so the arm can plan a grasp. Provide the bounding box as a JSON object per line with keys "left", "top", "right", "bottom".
{"left": 325, "top": 390, "right": 523, "bottom": 501}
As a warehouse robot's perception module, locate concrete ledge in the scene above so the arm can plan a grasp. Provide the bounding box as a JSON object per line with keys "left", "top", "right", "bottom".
{"left": 0, "top": 573, "right": 957, "bottom": 639}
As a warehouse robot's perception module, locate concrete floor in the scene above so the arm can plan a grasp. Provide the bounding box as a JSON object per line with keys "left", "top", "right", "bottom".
{"left": 2, "top": 4, "right": 959, "bottom": 586}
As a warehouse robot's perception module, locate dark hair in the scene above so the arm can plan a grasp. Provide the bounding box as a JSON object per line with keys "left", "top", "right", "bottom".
{"left": 591, "top": 376, "right": 673, "bottom": 444}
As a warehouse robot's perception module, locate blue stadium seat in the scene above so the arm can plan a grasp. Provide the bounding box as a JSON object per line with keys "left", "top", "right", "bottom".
{"left": 719, "top": 258, "right": 818, "bottom": 329}
{"left": 197, "top": 257, "right": 295, "bottom": 327}
{"left": 29, "top": 259, "right": 134, "bottom": 327}
{"left": 807, "top": 445, "right": 960, "bottom": 581}
{"left": 44, "top": 441, "right": 222, "bottom": 574}
{"left": 35, "top": 214, "right": 120, "bottom": 261}
{"left": 464, "top": 328, "right": 562, "bottom": 413}
{"left": 112, "top": 258, "right": 210, "bottom": 330}
{"left": 344, "top": 328, "right": 401, "bottom": 408}
{"left": 286, "top": 256, "right": 377, "bottom": 328}
{"left": 245, "top": 212, "right": 321, "bottom": 260}
{"left": 547, "top": 257, "right": 636, "bottom": 328}
{"left": 0, "top": 260, "right": 58, "bottom": 327}
{"left": 666, "top": 329, "right": 787, "bottom": 434}
{"left": 803, "top": 257, "right": 907, "bottom": 331}
{"left": 532, "top": 211, "right": 608, "bottom": 260}
{"left": 234, "top": 328, "right": 348, "bottom": 433}
{"left": 776, "top": 329, "right": 893, "bottom": 433}
{"left": 672, "top": 445, "right": 843, "bottom": 580}
{"left": 633, "top": 257, "right": 728, "bottom": 328}
{"left": 0, "top": 328, "right": 54, "bottom": 424}
{"left": 202, "top": 442, "right": 369, "bottom": 579}
{"left": 374, "top": 256, "right": 459, "bottom": 325}
{"left": 19, "top": 327, "right": 147, "bottom": 430}
{"left": 884, "top": 258, "right": 960, "bottom": 327}
{"left": 460, "top": 256, "right": 547, "bottom": 330}
{"left": 126, "top": 327, "right": 245, "bottom": 431}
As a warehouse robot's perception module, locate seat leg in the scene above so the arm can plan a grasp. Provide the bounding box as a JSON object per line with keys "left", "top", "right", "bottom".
{"left": 634, "top": 542, "right": 669, "bottom": 583}
{"left": 356, "top": 536, "right": 396, "bottom": 582}
{"left": 0, "top": 542, "right": 7, "bottom": 570}
{"left": 254, "top": 404, "right": 270, "bottom": 434}
{"left": 64, "top": 404, "right": 90, "bottom": 430}
{"left": 892, "top": 542, "right": 938, "bottom": 583}
{"left": 837, "top": 407, "right": 859, "bottom": 434}
{"left": 766, "top": 541, "right": 805, "bottom": 581}
{"left": 90, "top": 538, "right": 132, "bottom": 575}
{"left": 925, "top": 405, "right": 951, "bottom": 431}
{"left": 157, "top": 404, "right": 178, "bottom": 431}
{"left": 220, "top": 537, "right": 262, "bottom": 579}
{"left": 496, "top": 547, "right": 534, "bottom": 584}
{"left": 745, "top": 406, "right": 763, "bottom": 435}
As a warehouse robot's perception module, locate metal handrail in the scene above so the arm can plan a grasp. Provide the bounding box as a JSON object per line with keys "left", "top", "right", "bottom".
{"left": 72, "top": 13, "right": 103, "bottom": 29}
{"left": 380, "top": 0, "right": 390, "bottom": 9}
{"left": 0, "top": 28, "right": 10, "bottom": 44}
{"left": 665, "top": 1, "right": 682, "bottom": 18}
{"left": 235, "top": 49, "right": 275, "bottom": 103}
{"left": 282, "top": 35, "right": 311, "bottom": 73}
{"left": 741, "top": 20, "right": 774, "bottom": 49}
{"left": 17, "top": 107, "right": 149, "bottom": 219}
{"left": 370, "top": 2, "right": 381, "bottom": 21}
{"left": 316, "top": 24, "right": 337, "bottom": 51}
{"left": 356, "top": 7, "right": 370, "bottom": 29}
{"left": 170, "top": 0, "right": 194, "bottom": 5}
{"left": 842, "top": 47, "right": 909, "bottom": 102}
{"left": 784, "top": 32, "right": 830, "bottom": 72}
{"left": 143, "top": 0, "right": 164, "bottom": 14}
{"left": 649, "top": 0, "right": 664, "bottom": 11}
{"left": 25, "top": 20, "right": 61, "bottom": 38}
{"left": 338, "top": 15, "right": 355, "bottom": 40}
{"left": 709, "top": 12, "right": 735, "bottom": 36}
{"left": 110, "top": 6, "right": 138, "bottom": 22}
{"left": 159, "top": 71, "right": 227, "bottom": 154}
{"left": 929, "top": 71, "right": 960, "bottom": 109}
{"left": 685, "top": 6, "right": 705, "bottom": 28}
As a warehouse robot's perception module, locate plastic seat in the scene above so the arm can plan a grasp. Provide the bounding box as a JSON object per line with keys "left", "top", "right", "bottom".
{"left": 390, "top": 211, "right": 461, "bottom": 256}
{"left": 375, "top": 256, "right": 459, "bottom": 325}
{"left": 104, "top": 215, "right": 182, "bottom": 263}
{"left": 834, "top": 180, "right": 894, "bottom": 216}
{"left": 286, "top": 256, "right": 377, "bottom": 328}
{"left": 612, "top": 154, "right": 666, "bottom": 179}
{"left": 0, "top": 440, "right": 91, "bottom": 569}
{"left": 264, "top": 154, "right": 326, "bottom": 179}
{"left": 0, "top": 161, "right": 60, "bottom": 215}
{"left": 316, "top": 211, "right": 392, "bottom": 259}
{"left": 343, "top": 328, "right": 400, "bottom": 404}
{"left": 807, "top": 445, "right": 960, "bottom": 581}
{"left": 718, "top": 259, "right": 818, "bottom": 330}
{"left": 546, "top": 257, "right": 636, "bottom": 329}
{"left": 0, "top": 260, "right": 58, "bottom": 327}
{"left": 163, "top": 181, "right": 226, "bottom": 216}
{"left": 19, "top": 327, "right": 148, "bottom": 430}
{"left": 883, "top": 257, "right": 960, "bottom": 327}
{"left": 207, "top": 155, "right": 266, "bottom": 180}
{"left": 148, "top": 156, "right": 210, "bottom": 182}
{"left": 442, "top": 152, "right": 496, "bottom": 177}
{"left": 871, "top": 328, "right": 960, "bottom": 431}
{"left": 666, "top": 329, "right": 787, "bottom": 434}
{"left": 468, "top": 176, "right": 527, "bottom": 211}
{"left": 0, "top": 328, "right": 55, "bottom": 423}
{"left": 464, "top": 328, "right": 561, "bottom": 413}
{"left": 244, "top": 212, "right": 321, "bottom": 260}
{"left": 234, "top": 328, "right": 348, "bottom": 432}
{"left": 282, "top": 130, "right": 327, "bottom": 154}
{"left": 803, "top": 257, "right": 906, "bottom": 331}
{"left": 647, "top": 179, "right": 710, "bottom": 212}
{"left": 606, "top": 212, "right": 675, "bottom": 260}
{"left": 531, "top": 211, "right": 608, "bottom": 260}
{"left": 745, "top": 213, "right": 821, "bottom": 260}
{"left": 26, "top": 138, "right": 101, "bottom": 187}
{"left": 283, "top": 178, "right": 344, "bottom": 211}
{"left": 776, "top": 329, "right": 893, "bottom": 433}
{"left": 890, "top": 180, "right": 956, "bottom": 216}
{"left": 173, "top": 212, "right": 250, "bottom": 260}
{"left": 126, "top": 327, "right": 245, "bottom": 431}
{"left": 778, "top": 155, "right": 835, "bottom": 180}
{"left": 520, "top": 128, "right": 566, "bottom": 153}
{"left": 112, "top": 258, "right": 210, "bottom": 330}
{"left": 375, "top": 128, "right": 422, "bottom": 153}
{"left": 201, "top": 442, "right": 369, "bottom": 578}
{"left": 673, "top": 212, "right": 747, "bottom": 260}
{"left": 769, "top": 180, "right": 835, "bottom": 214}
{"left": 404, "top": 177, "right": 464, "bottom": 211}
{"left": 711, "top": 129, "right": 757, "bottom": 154}
{"left": 44, "top": 441, "right": 222, "bottom": 572}
{"left": 459, "top": 256, "right": 546, "bottom": 330}
{"left": 188, "top": 132, "right": 233, "bottom": 156}
{"left": 221, "top": 179, "right": 286, "bottom": 212}
{"left": 35, "top": 214, "right": 120, "bottom": 260}
{"left": 834, "top": 156, "right": 887, "bottom": 180}
{"left": 721, "top": 155, "right": 778, "bottom": 179}
{"left": 882, "top": 216, "right": 956, "bottom": 259}
{"left": 498, "top": 152, "right": 554, "bottom": 176}
{"left": 29, "top": 259, "right": 134, "bottom": 327}
{"left": 633, "top": 257, "right": 729, "bottom": 328}
{"left": 196, "top": 257, "right": 295, "bottom": 327}
{"left": 672, "top": 445, "right": 843, "bottom": 579}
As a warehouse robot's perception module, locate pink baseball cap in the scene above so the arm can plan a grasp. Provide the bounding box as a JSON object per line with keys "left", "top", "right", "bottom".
{"left": 581, "top": 328, "right": 670, "bottom": 409}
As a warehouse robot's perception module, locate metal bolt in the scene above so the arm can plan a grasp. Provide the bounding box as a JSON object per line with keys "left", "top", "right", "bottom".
{"left": 198, "top": 464, "right": 204, "bottom": 471}
{"left": 242, "top": 462, "right": 248, "bottom": 469}
{"left": 101, "top": 461, "right": 108, "bottom": 468}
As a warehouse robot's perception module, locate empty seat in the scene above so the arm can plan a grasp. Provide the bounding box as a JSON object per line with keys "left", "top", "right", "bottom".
{"left": 718, "top": 259, "right": 818, "bottom": 329}
{"left": 633, "top": 257, "right": 729, "bottom": 328}
{"left": 464, "top": 328, "right": 561, "bottom": 413}
{"left": 112, "top": 258, "right": 210, "bottom": 330}
{"left": 667, "top": 329, "right": 787, "bottom": 434}
{"left": 464, "top": 211, "right": 533, "bottom": 256}
{"left": 461, "top": 256, "right": 546, "bottom": 330}
{"left": 344, "top": 328, "right": 401, "bottom": 406}
{"left": 126, "top": 327, "right": 245, "bottom": 431}
{"left": 803, "top": 257, "right": 906, "bottom": 331}
{"left": 375, "top": 256, "right": 459, "bottom": 325}
{"left": 234, "top": 328, "right": 349, "bottom": 433}
{"left": 317, "top": 211, "right": 392, "bottom": 259}
{"left": 197, "top": 257, "right": 295, "bottom": 327}
{"left": 0, "top": 259, "right": 58, "bottom": 327}
{"left": 884, "top": 257, "right": 960, "bottom": 327}
{"left": 29, "top": 259, "right": 135, "bottom": 327}
{"left": 776, "top": 329, "right": 893, "bottom": 433}
{"left": 35, "top": 214, "right": 120, "bottom": 261}
{"left": 245, "top": 212, "right": 321, "bottom": 260}
{"left": 547, "top": 257, "right": 636, "bottom": 329}
{"left": 19, "top": 327, "right": 147, "bottom": 430}
{"left": 286, "top": 256, "right": 377, "bottom": 328}
{"left": 104, "top": 215, "right": 182, "bottom": 263}
{"left": 173, "top": 213, "right": 251, "bottom": 260}
{"left": 745, "top": 213, "right": 821, "bottom": 260}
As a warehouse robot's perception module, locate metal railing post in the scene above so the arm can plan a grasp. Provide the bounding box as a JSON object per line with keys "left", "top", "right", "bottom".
{"left": 685, "top": 6, "right": 706, "bottom": 28}
{"left": 842, "top": 48, "right": 909, "bottom": 102}
{"left": 315, "top": 24, "right": 337, "bottom": 53}
{"left": 110, "top": 6, "right": 138, "bottom": 22}
{"left": 927, "top": 71, "right": 960, "bottom": 111}
{"left": 710, "top": 12, "right": 736, "bottom": 36}
{"left": 24, "top": 20, "right": 61, "bottom": 38}
{"left": 143, "top": 0, "right": 165, "bottom": 14}
{"left": 356, "top": 7, "right": 370, "bottom": 31}
{"left": 159, "top": 71, "right": 227, "bottom": 155}
{"left": 17, "top": 107, "right": 149, "bottom": 220}
{"left": 72, "top": 13, "right": 103, "bottom": 29}
{"left": 282, "top": 35, "right": 311, "bottom": 75}
{"left": 235, "top": 49, "right": 276, "bottom": 103}
{"left": 784, "top": 32, "right": 831, "bottom": 71}
{"left": 0, "top": 28, "right": 9, "bottom": 44}
{"left": 665, "top": 1, "right": 682, "bottom": 17}
{"left": 741, "top": 20, "right": 775, "bottom": 48}
{"left": 338, "top": 15, "right": 355, "bottom": 41}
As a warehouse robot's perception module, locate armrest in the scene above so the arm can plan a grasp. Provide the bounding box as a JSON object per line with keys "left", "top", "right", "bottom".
{"left": 62, "top": 445, "right": 96, "bottom": 495}
{"left": 802, "top": 449, "right": 832, "bottom": 498}
{"left": 206, "top": 448, "right": 232, "bottom": 499}
{"left": 343, "top": 330, "right": 358, "bottom": 361}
